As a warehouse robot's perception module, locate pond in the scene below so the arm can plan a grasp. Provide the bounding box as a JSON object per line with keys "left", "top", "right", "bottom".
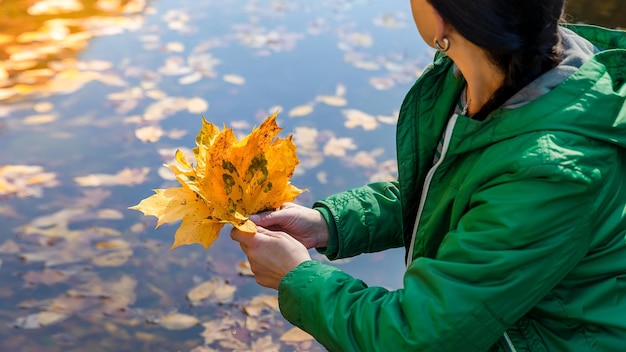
{"left": 0, "top": 1, "right": 623, "bottom": 351}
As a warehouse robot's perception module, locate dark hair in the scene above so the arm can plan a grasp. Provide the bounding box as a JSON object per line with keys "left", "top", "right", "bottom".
{"left": 428, "top": 0, "right": 565, "bottom": 120}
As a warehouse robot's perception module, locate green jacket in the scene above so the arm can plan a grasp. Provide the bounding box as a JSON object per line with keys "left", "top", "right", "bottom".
{"left": 278, "top": 24, "right": 626, "bottom": 351}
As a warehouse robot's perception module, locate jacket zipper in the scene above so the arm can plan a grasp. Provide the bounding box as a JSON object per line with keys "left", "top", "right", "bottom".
{"left": 504, "top": 332, "right": 517, "bottom": 352}
{"left": 403, "top": 114, "right": 518, "bottom": 352}
{"left": 406, "top": 114, "right": 458, "bottom": 267}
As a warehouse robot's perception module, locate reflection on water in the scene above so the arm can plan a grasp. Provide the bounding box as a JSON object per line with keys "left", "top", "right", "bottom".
{"left": 0, "top": 0, "right": 146, "bottom": 101}
{"left": 0, "top": 1, "right": 410, "bottom": 350}
{"left": 0, "top": 0, "right": 621, "bottom": 102}
{"left": 0, "top": 0, "right": 623, "bottom": 351}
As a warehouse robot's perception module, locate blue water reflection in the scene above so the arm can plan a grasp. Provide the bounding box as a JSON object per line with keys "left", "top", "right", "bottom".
{"left": 0, "top": 0, "right": 621, "bottom": 350}
{"left": 0, "top": 1, "right": 421, "bottom": 350}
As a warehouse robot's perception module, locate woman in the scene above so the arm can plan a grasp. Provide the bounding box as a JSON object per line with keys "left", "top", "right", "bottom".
{"left": 231, "top": 0, "right": 626, "bottom": 350}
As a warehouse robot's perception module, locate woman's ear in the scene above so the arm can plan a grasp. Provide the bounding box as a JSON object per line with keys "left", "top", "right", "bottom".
{"left": 432, "top": 9, "right": 449, "bottom": 47}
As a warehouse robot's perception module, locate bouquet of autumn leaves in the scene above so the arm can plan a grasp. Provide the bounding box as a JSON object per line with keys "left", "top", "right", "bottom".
{"left": 130, "top": 111, "right": 304, "bottom": 250}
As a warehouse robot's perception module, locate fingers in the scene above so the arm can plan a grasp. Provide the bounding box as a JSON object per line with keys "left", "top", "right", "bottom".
{"left": 230, "top": 227, "right": 255, "bottom": 245}
{"left": 249, "top": 210, "right": 275, "bottom": 226}
{"left": 250, "top": 202, "right": 297, "bottom": 225}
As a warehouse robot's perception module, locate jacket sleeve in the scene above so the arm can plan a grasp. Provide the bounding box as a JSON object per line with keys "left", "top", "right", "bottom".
{"left": 312, "top": 181, "right": 404, "bottom": 260}
{"left": 279, "top": 169, "right": 597, "bottom": 351}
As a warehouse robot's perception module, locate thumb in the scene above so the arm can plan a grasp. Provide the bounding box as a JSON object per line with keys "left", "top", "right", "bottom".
{"left": 250, "top": 209, "right": 281, "bottom": 227}
{"left": 230, "top": 227, "right": 255, "bottom": 244}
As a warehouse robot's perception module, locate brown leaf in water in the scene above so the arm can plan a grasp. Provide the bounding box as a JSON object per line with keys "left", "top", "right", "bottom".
{"left": 0, "top": 240, "right": 21, "bottom": 254}
{"left": 236, "top": 261, "right": 254, "bottom": 276}
{"left": 91, "top": 249, "right": 133, "bottom": 267}
{"left": 187, "top": 97, "right": 209, "bottom": 114}
{"left": 243, "top": 295, "right": 279, "bottom": 317}
{"left": 342, "top": 109, "right": 379, "bottom": 130}
{"left": 315, "top": 95, "right": 347, "bottom": 107}
{"left": 135, "top": 125, "right": 164, "bottom": 143}
{"left": 75, "top": 167, "right": 149, "bottom": 187}
{"left": 279, "top": 327, "right": 314, "bottom": 342}
{"left": 223, "top": 74, "right": 245, "bottom": 85}
{"left": 157, "top": 313, "right": 200, "bottom": 330}
{"left": 23, "top": 269, "right": 69, "bottom": 285}
{"left": 0, "top": 165, "right": 59, "bottom": 198}
{"left": 186, "top": 278, "right": 236, "bottom": 305}
{"left": 288, "top": 104, "right": 314, "bottom": 117}
{"left": 11, "top": 311, "right": 68, "bottom": 329}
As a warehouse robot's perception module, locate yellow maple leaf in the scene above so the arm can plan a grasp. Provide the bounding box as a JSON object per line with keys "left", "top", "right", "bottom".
{"left": 130, "top": 110, "right": 305, "bottom": 250}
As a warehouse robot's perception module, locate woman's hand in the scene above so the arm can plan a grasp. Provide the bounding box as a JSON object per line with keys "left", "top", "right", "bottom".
{"left": 250, "top": 202, "right": 330, "bottom": 249}
{"left": 230, "top": 226, "right": 311, "bottom": 289}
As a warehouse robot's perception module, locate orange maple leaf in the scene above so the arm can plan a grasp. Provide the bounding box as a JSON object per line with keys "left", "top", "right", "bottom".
{"left": 130, "top": 110, "right": 305, "bottom": 250}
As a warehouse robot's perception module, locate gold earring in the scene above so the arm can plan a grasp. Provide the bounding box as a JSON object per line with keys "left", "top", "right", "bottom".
{"left": 435, "top": 37, "right": 450, "bottom": 52}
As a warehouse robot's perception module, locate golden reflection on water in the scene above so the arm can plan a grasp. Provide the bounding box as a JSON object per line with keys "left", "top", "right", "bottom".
{"left": 0, "top": 0, "right": 623, "bottom": 104}
{"left": 0, "top": 0, "right": 146, "bottom": 102}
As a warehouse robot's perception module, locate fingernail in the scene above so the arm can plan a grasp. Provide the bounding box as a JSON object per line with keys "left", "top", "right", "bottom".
{"left": 250, "top": 214, "right": 260, "bottom": 223}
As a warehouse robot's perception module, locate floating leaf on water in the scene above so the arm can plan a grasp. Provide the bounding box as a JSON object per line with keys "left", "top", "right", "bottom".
{"left": 279, "top": 327, "right": 314, "bottom": 342}
{"left": 77, "top": 60, "right": 113, "bottom": 71}
{"left": 223, "top": 74, "right": 245, "bottom": 85}
{"left": 75, "top": 167, "right": 150, "bottom": 187}
{"left": 159, "top": 57, "right": 193, "bottom": 76}
{"left": 157, "top": 313, "right": 200, "bottom": 330}
{"left": 129, "top": 222, "right": 147, "bottom": 234}
{"left": 95, "top": 73, "right": 126, "bottom": 87}
{"left": 96, "top": 208, "right": 124, "bottom": 219}
{"left": 12, "top": 311, "right": 68, "bottom": 329}
{"left": 352, "top": 61, "right": 381, "bottom": 71}
{"left": 157, "top": 166, "right": 176, "bottom": 181}
{"left": 342, "top": 109, "right": 379, "bottom": 131}
{"left": 22, "top": 114, "right": 57, "bottom": 125}
{"left": 373, "top": 12, "right": 408, "bottom": 28}
{"left": 230, "top": 120, "right": 250, "bottom": 130}
{"left": 145, "top": 89, "right": 167, "bottom": 100}
{"left": 187, "top": 97, "right": 209, "bottom": 114}
{"left": 24, "top": 207, "right": 81, "bottom": 228}
{"left": 369, "top": 76, "right": 395, "bottom": 90}
{"left": 186, "top": 278, "right": 236, "bottom": 305}
{"left": 91, "top": 249, "right": 133, "bottom": 267}
{"left": 251, "top": 335, "right": 281, "bottom": 351}
{"left": 67, "top": 274, "right": 136, "bottom": 301}
{"left": 323, "top": 137, "right": 357, "bottom": 157}
{"left": 288, "top": 104, "right": 314, "bottom": 117}
{"left": 200, "top": 316, "right": 240, "bottom": 346}
{"left": 23, "top": 269, "right": 68, "bottom": 285}
{"left": 0, "top": 240, "right": 21, "bottom": 254}
{"left": 95, "top": 239, "right": 131, "bottom": 250}
{"left": 315, "top": 95, "right": 347, "bottom": 107}
{"left": 351, "top": 150, "right": 379, "bottom": 168}
{"left": 135, "top": 125, "right": 164, "bottom": 143}
{"left": 292, "top": 126, "right": 319, "bottom": 150}
{"left": 377, "top": 113, "right": 398, "bottom": 125}
{"left": 134, "top": 331, "right": 162, "bottom": 343}
{"left": 167, "top": 128, "right": 188, "bottom": 140}
{"left": 166, "top": 41, "right": 185, "bottom": 53}
{"left": 0, "top": 88, "right": 16, "bottom": 101}
{"left": 0, "top": 164, "right": 58, "bottom": 198}
{"left": 335, "top": 83, "right": 347, "bottom": 96}
{"left": 33, "top": 102, "right": 54, "bottom": 113}
{"left": 236, "top": 261, "right": 254, "bottom": 276}
{"left": 243, "top": 295, "right": 279, "bottom": 317}
{"left": 316, "top": 171, "right": 328, "bottom": 184}
{"left": 86, "top": 226, "right": 123, "bottom": 237}
{"left": 178, "top": 71, "right": 203, "bottom": 85}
